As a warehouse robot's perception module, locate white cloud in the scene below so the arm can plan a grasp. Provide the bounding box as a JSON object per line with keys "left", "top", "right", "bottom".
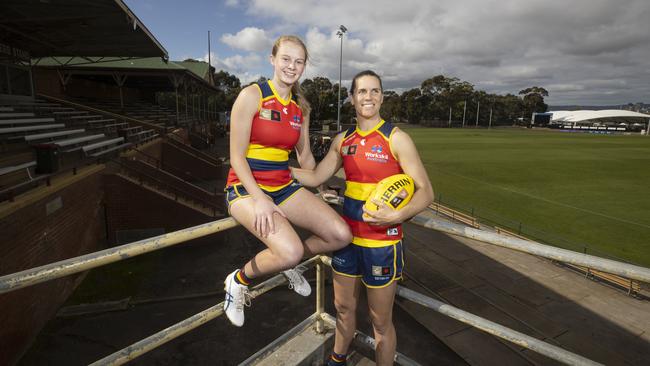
{"left": 221, "top": 27, "right": 273, "bottom": 52}
{"left": 224, "top": 0, "right": 240, "bottom": 7}
{"left": 235, "top": 0, "right": 650, "bottom": 105}
{"left": 199, "top": 51, "right": 263, "bottom": 84}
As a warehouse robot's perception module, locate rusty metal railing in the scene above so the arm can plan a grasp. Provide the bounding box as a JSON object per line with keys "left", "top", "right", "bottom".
{"left": 4, "top": 201, "right": 646, "bottom": 365}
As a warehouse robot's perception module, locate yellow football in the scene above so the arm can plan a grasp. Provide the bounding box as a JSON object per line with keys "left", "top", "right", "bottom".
{"left": 363, "top": 174, "right": 415, "bottom": 215}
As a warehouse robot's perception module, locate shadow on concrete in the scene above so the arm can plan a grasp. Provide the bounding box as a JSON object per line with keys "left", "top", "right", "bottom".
{"left": 398, "top": 220, "right": 650, "bottom": 365}
{"left": 18, "top": 224, "right": 465, "bottom": 365}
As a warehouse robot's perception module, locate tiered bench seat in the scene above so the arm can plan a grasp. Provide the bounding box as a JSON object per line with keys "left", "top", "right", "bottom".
{"left": 82, "top": 137, "right": 132, "bottom": 158}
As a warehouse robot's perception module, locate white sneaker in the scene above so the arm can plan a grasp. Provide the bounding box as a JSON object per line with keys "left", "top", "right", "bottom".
{"left": 283, "top": 266, "right": 311, "bottom": 297}
{"left": 224, "top": 270, "right": 250, "bottom": 327}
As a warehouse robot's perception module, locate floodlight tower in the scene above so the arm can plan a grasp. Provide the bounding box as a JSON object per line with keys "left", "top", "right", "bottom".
{"left": 336, "top": 25, "right": 347, "bottom": 132}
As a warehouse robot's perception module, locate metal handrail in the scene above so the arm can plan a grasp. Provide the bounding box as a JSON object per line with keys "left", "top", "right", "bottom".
{"left": 38, "top": 94, "right": 166, "bottom": 135}
{"left": 318, "top": 256, "right": 601, "bottom": 366}
{"left": 319, "top": 313, "right": 421, "bottom": 366}
{"left": 3, "top": 202, "right": 648, "bottom": 364}
{"left": 92, "top": 255, "right": 604, "bottom": 366}
{"left": 126, "top": 147, "right": 219, "bottom": 191}
{"left": 396, "top": 285, "right": 600, "bottom": 366}
{"left": 2, "top": 205, "right": 648, "bottom": 294}
{"left": 120, "top": 157, "right": 219, "bottom": 201}
{"left": 410, "top": 213, "right": 650, "bottom": 283}
{"left": 0, "top": 217, "right": 238, "bottom": 294}
{"left": 320, "top": 196, "right": 650, "bottom": 283}
{"left": 164, "top": 134, "right": 222, "bottom": 166}
{"left": 113, "top": 158, "right": 222, "bottom": 216}
{"left": 90, "top": 256, "right": 321, "bottom": 366}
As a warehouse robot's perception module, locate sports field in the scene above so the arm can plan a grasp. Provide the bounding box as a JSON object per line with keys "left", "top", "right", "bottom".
{"left": 402, "top": 126, "right": 650, "bottom": 267}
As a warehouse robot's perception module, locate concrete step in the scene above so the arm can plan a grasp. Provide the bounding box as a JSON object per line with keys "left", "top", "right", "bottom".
{"left": 241, "top": 314, "right": 335, "bottom": 366}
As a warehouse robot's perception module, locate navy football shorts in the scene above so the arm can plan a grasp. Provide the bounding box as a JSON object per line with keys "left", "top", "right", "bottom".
{"left": 225, "top": 180, "right": 303, "bottom": 213}
{"left": 332, "top": 241, "right": 404, "bottom": 288}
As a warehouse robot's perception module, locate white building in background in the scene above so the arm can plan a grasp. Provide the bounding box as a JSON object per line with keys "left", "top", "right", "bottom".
{"left": 547, "top": 110, "right": 650, "bottom": 132}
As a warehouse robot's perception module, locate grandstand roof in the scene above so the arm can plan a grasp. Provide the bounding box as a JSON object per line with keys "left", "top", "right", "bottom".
{"left": 550, "top": 110, "right": 650, "bottom": 124}
{"left": 33, "top": 57, "right": 217, "bottom": 91}
{"left": 35, "top": 57, "right": 185, "bottom": 71}
{"left": 176, "top": 61, "right": 212, "bottom": 80}
{"left": 0, "top": 0, "right": 167, "bottom": 60}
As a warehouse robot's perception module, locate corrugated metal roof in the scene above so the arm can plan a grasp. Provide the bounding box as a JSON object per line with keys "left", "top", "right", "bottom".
{"left": 34, "top": 57, "right": 184, "bottom": 70}
{"left": 550, "top": 110, "right": 650, "bottom": 122}
{"left": 34, "top": 57, "right": 214, "bottom": 81}
{"left": 0, "top": 0, "right": 167, "bottom": 59}
{"left": 176, "top": 61, "right": 210, "bottom": 79}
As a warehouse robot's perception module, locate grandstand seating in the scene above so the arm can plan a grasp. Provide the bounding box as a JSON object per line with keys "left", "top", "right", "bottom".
{"left": 1, "top": 95, "right": 219, "bottom": 206}
{"left": 71, "top": 97, "right": 180, "bottom": 129}
{"left": 0, "top": 98, "right": 158, "bottom": 199}
{"left": 24, "top": 129, "right": 86, "bottom": 143}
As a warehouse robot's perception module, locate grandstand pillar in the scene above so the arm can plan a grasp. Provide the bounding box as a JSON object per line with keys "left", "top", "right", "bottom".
{"left": 56, "top": 70, "right": 71, "bottom": 91}
{"left": 111, "top": 73, "right": 128, "bottom": 109}
{"left": 169, "top": 74, "right": 182, "bottom": 126}
{"left": 184, "top": 82, "right": 188, "bottom": 120}
{"left": 192, "top": 87, "right": 196, "bottom": 119}
{"left": 175, "top": 87, "right": 179, "bottom": 125}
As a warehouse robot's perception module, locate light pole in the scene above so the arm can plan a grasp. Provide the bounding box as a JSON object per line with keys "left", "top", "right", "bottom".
{"left": 462, "top": 100, "right": 467, "bottom": 128}
{"left": 336, "top": 25, "right": 347, "bottom": 132}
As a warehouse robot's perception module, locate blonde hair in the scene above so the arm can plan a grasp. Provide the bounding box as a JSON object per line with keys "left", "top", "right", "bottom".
{"left": 272, "top": 35, "right": 311, "bottom": 114}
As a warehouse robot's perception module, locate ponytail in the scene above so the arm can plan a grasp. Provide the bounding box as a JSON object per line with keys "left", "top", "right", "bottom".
{"left": 292, "top": 83, "right": 311, "bottom": 115}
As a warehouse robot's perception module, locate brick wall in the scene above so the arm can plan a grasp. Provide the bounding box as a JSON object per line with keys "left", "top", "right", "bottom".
{"left": 31, "top": 68, "right": 63, "bottom": 97}
{"left": 0, "top": 173, "right": 105, "bottom": 366}
{"left": 161, "top": 141, "right": 224, "bottom": 182}
{"left": 104, "top": 174, "right": 213, "bottom": 243}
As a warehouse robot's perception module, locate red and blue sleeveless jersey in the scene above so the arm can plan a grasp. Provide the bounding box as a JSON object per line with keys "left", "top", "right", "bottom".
{"left": 340, "top": 120, "right": 403, "bottom": 247}
{"left": 226, "top": 80, "right": 303, "bottom": 191}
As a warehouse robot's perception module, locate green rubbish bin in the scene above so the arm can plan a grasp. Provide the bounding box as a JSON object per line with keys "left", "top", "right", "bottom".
{"left": 34, "top": 144, "right": 60, "bottom": 174}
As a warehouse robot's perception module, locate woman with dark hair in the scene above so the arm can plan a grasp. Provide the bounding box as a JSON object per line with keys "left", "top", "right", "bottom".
{"left": 292, "top": 70, "right": 434, "bottom": 365}
{"left": 223, "top": 35, "right": 351, "bottom": 327}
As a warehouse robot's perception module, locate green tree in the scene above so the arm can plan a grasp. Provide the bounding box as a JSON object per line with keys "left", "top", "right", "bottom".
{"left": 381, "top": 90, "right": 402, "bottom": 122}
{"left": 400, "top": 88, "right": 424, "bottom": 124}
{"left": 211, "top": 70, "right": 241, "bottom": 112}
{"left": 301, "top": 77, "right": 335, "bottom": 122}
{"left": 519, "top": 86, "right": 549, "bottom": 121}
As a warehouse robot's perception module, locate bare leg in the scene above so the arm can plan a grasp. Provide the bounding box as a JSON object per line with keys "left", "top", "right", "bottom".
{"left": 332, "top": 273, "right": 363, "bottom": 355}
{"left": 280, "top": 188, "right": 351, "bottom": 256}
{"left": 367, "top": 282, "right": 397, "bottom": 366}
{"left": 230, "top": 197, "right": 304, "bottom": 278}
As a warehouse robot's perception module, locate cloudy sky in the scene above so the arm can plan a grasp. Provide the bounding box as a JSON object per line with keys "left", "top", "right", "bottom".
{"left": 126, "top": 0, "right": 650, "bottom": 105}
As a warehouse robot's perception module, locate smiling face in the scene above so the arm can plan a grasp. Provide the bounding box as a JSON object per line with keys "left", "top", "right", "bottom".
{"left": 270, "top": 40, "right": 306, "bottom": 87}
{"left": 351, "top": 75, "right": 384, "bottom": 121}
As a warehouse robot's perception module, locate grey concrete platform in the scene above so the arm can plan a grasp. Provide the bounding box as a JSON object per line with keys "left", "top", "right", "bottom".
{"left": 400, "top": 214, "right": 650, "bottom": 365}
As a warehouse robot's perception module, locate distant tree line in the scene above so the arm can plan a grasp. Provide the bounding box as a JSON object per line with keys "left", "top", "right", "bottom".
{"left": 211, "top": 70, "right": 549, "bottom": 128}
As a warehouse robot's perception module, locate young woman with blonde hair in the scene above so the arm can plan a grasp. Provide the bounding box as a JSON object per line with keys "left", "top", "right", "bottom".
{"left": 223, "top": 35, "right": 351, "bottom": 327}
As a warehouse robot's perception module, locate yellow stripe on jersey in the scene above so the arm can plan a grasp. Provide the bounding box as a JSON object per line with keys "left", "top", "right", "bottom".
{"left": 344, "top": 181, "right": 377, "bottom": 201}
{"left": 352, "top": 236, "right": 401, "bottom": 248}
{"left": 246, "top": 144, "right": 290, "bottom": 162}
{"left": 258, "top": 180, "right": 293, "bottom": 192}
{"left": 268, "top": 80, "right": 291, "bottom": 106}
{"left": 261, "top": 95, "right": 276, "bottom": 104}
{"left": 354, "top": 119, "right": 385, "bottom": 137}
